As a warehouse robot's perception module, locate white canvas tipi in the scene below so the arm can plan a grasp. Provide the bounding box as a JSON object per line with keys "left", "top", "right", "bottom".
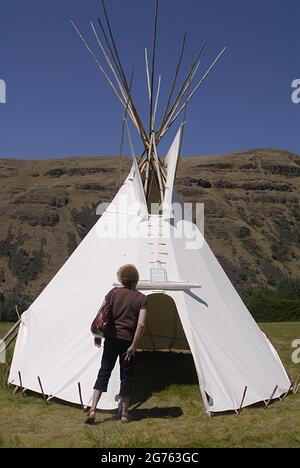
{"left": 8, "top": 2, "right": 291, "bottom": 414}
{"left": 8, "top": 127, "right": 291, "bottom": 414}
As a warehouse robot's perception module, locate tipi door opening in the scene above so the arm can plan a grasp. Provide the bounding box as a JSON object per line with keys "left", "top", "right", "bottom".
{"left": 139, "top": 293, "right": 190, "bottom": 352}
{"left": 132, "top": 292, "right": 200, "bottom": 411}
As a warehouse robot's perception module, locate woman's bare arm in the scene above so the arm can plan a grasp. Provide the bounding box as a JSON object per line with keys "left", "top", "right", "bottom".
{"left": 93, "top": 299, "right": 106, "bottom": 347}
{"left": 125, "top": 308, "right": 147, "bottom": 360}
{"left": 132, "top": 308, "right": 147, "bottom": 348}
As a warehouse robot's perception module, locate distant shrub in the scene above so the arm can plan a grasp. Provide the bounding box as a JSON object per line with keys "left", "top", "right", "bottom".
{"left": 240, "top": 277, "right": 300, "bottom": 322}
{"left": 0, "top": 293, "right": 31, "bottom": 322}
{"left": 275, "top": 277, "right": 300, "bottom": 300}
{"left": 9, "top": 249, "right": 44, "bottom": 284}
{"left": 248, "top": 217, "right": 262, "bottom": 229}
{"left": 246, "top": 297, "right": 300, "bottom": 322}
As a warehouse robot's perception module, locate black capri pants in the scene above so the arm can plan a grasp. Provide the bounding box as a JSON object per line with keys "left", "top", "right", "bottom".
{"left": 94, "top": 337, "right": 134, "bottom": 397}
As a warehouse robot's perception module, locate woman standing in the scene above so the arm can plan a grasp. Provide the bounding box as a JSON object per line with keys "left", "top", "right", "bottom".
{"left": 85, "top": 264, "right": 148, "bottom": 424}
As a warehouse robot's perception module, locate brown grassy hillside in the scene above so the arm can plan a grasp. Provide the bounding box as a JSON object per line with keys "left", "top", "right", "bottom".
{"left": 0, "top": 148, "right": 299, "bottom": 301}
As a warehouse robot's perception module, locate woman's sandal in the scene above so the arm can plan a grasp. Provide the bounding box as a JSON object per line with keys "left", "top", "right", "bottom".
{"left": 120, "top": 414, "right": 129, "bottom": 423}
{"left": 118, "top": 400, "right": 130, "bottom": 422}
{"left": 85, "top": 409, "right": 96, "bottom": 425}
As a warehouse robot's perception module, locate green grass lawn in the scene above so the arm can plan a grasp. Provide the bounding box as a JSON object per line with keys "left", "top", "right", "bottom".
{"left": 0, "top": 322, "right": 299, "bottom": 448}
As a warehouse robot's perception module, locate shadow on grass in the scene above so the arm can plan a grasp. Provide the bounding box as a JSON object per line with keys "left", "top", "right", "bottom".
{"left": 97, "top": 406, "right": 183, "bottom": 424}
{"left": 4, "top": 350, "right": 198, "bottom": 422}
{"left": 96, "top": 351, "right": 197, "bottom": 422}
{"left": 132, "top": 351, "right": 197, "bottom": 406}
{"left": 130, "top": 406, "right": 183, "bottom": 420}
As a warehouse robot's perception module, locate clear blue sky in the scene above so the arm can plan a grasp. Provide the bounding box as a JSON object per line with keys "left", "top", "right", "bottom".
{"left": 0, "top": 0, "right": 299, "bottom": 159}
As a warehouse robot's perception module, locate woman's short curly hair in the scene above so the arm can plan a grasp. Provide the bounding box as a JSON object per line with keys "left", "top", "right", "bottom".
{"left": 117, "top": 264, "right": 139, "bottom": 288}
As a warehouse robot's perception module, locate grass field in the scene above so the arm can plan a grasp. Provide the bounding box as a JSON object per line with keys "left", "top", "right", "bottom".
{"left": 0, "top": 322, "right": 299, "bottom": 448}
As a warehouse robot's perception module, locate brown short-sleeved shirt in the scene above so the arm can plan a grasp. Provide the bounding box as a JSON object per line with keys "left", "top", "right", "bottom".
{"left": 106, "top": 287, "right": 148, "bottom": 342}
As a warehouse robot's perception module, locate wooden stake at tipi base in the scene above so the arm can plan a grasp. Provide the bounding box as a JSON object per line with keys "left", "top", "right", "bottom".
{"left": 293, "top": 375, "right": 300, "bottom": 394}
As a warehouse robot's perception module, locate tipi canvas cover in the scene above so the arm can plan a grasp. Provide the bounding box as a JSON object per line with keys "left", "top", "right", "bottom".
{"left": 9, "top": 129, "right": 291, "bottom": 414}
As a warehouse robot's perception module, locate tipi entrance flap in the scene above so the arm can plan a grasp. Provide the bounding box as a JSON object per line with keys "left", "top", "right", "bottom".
{"left": 162, "top": 127, "right": 182, "bottom": 220}
{"left": 107, "top": 163, "right": 148, "bottom": 217}
{"left": 131, "top": 156, "right": 148, "bottom": 219}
